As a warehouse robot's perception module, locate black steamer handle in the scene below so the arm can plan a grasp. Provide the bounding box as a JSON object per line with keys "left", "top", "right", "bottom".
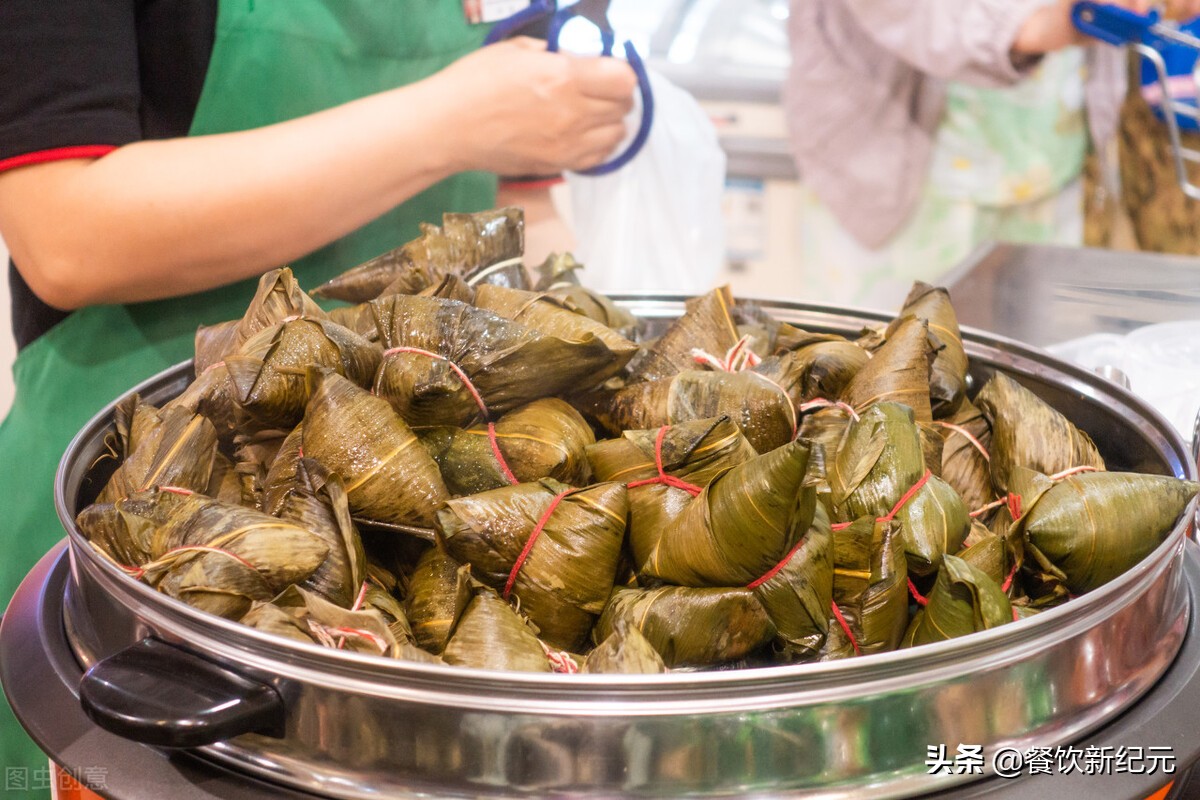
{"left": 79, "top": 638, "right": 285, "bottom": 748}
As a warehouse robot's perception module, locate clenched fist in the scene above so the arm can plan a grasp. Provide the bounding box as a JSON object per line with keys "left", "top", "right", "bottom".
{"left": 430, "top": 37, "right": 637, "bottom": 176}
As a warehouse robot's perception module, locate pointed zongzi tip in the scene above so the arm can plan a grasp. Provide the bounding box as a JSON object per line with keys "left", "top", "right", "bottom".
{"left": 257, "top": 266, "right": 293, "bottom": 287}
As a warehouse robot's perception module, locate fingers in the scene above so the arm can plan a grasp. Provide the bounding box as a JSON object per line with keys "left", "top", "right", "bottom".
{"left": 1102, "top": 0, "right": 1151, "bottom": 15}
{"left": 579, "top": 93, "right": 635, "bottom": 126}
{"left": 504, "top": 36, "right": 550, "bottom": 52}
{"left": 570, "top": 56, "right": 638, "bottom": 101}
{"left": 568, "top": 121, "right": 628, "bottom": 170}
{"left": 1165, "top": 0, "right": 1200, "bottom": 20}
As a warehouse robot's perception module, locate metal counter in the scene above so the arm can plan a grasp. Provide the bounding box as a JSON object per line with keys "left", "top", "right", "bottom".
{"left": 943, "top": 243, "right": 1200, "bottom": 347}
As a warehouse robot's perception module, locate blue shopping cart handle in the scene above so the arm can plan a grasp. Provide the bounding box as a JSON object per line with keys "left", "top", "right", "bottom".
{"left": 1072, "top": 2, "right": 1161, "bottom": 46}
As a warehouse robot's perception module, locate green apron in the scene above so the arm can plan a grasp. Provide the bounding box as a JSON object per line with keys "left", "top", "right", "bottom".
{"left": 0, "top": 1, "right": 496, "bottom": 792}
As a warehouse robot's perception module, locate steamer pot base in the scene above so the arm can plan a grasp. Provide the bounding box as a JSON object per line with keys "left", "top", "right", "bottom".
{"left": 4, "top": 543, "right": 1200, "bottom": 799}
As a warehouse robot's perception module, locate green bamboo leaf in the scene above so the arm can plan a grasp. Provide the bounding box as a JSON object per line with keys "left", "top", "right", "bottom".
{"left": 371, "top": 294, "right": 634, "bottom": 427}
{"left": 587, "top": 416, "right": 757, "bottom": 570}
{"left": 438, "top": 480, "right": 628, "bottom": 651}
{"left": 1018, "top": 471, "right": 1198, "bottom": 593}
{"left": 894, "top": 282, "right": 967, "bottom": 418}
{"left": 226, "top": 317, "right": 382, "bottom": 428}
{"left": 194, "top": 267, "right": 327, "bottom": 374}
{"left": 420, "top": 398, "right": 595, "bottom": 496}
{"left": 841, "top": 316, "right": 935, "bottom": 423}
{"left": 405, "top": 552, "right": 470, "bottom": 655}
{"left": 975, "top": 372, "right": 1106, "bottom": 494}
{"left": 904, "top": 555, "right": 1013, "bottom": 647}
{"left": 643, "top": 441, "right": 815, "bottom": 587}
{"left": 594, "top": 585, "right": 775, "bottom": 668}
{"left": 819, "top": 517, "right": 909, "bottom": 659}
{"left": 627, "top": 286, "right": 740, "bottom": 383}
{"left": 831, "top": 403, "right": 924, "bottom": 520}
{"left": 272, "top": 457, "right": 367, "bottom": 608}
{"left": 939, "top": 399, "right": 995, "bottom": 513}
{"left": 302, "top": 369, "right": 449, "bottom": 528}
{"left": 97, "top": 396, "right": 218, "bottom": 504}
{"left": 442, "top": 582, "right": 553, "bottom": 673}
{"left": 582, "top": 618, "right": 668, "bottom": 674}
{"left": 894, "top": 474, "right": 970, "bottom": 576}
{"left": 752, "top": 503, "right": 834, "bottom": 662}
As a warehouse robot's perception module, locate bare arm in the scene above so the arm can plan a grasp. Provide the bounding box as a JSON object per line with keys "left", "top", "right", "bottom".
{"left": 0, "top": 38, "right": 634, "bottom": 310}
{"left": 836, "top": 0, "right": 1052, "bottom": 86}
{"left": 838, "top": 0, "right": 1179, "bottom": 87}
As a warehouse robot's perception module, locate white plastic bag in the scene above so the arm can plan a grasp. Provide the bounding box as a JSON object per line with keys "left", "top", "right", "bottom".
{"left": 567, "top": 69, "right": 726, "bottom": 294}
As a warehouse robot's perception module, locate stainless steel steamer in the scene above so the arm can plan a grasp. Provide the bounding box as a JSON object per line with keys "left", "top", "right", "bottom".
{"left": 15, "top": 298, "right": 1200, "bottom": 798}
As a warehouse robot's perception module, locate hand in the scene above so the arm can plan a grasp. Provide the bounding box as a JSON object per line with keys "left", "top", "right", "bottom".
{"left": 1013, "top": 0, "right": 1160, "bottom": 56}
{"left": 428, "top": 37, "right": 637, "bottom": 176}
{"left": 1164, "top": 0, "right": 1200, "bottom": 20}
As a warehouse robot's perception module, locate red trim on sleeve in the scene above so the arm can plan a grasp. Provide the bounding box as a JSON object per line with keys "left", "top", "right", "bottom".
{"left": 0, "top": 145, "right": 118, "bottom": 174}
{"left": 498, "top": 175, "right": 566, "bottom": 191}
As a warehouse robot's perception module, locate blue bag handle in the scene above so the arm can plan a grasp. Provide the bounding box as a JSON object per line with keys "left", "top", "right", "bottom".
{"left": 483, "top": 1, "right": 654, "bottom": 176}
{"left": 483, "top": 0, "right": 557, "bottom": 46}
{"left": 1071, "top": 2, "right": 1161, "bottom": 45}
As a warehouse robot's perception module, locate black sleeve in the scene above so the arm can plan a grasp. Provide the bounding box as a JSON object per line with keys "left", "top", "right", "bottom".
{"left": 0, "top": 0, "right": 142, "bottom": 163}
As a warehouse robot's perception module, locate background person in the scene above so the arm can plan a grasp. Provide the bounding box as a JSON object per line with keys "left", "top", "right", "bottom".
{"left": 783, "top": 0, "right": 1200, "bottom": 309}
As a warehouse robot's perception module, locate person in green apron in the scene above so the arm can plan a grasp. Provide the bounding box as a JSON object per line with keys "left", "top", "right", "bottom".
{"left": 0, "top": 2, "right": 635, "bottom": 794}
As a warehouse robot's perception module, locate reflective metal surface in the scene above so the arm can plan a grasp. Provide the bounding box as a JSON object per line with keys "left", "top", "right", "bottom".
{"left": 943, "top": 243, "right": 1200, "bottom": 348}
{"left": 53, "top": 298, "right": 1198, "bottom": 799}
{"left": 9, "top": 543, "right": 1200, "bottom": 800}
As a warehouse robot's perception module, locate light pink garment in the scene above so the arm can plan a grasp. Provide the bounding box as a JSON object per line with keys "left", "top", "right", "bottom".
{"left": 784, "top": 0, "right": 1125, "bottom": 247}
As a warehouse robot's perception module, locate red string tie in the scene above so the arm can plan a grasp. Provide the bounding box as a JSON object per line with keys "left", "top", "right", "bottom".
{"left": 504, "top": 488, "right": 575, "bottom": 599}
{"left": 832, "top": 469, "right": 933, "bottom": 532}
{"left": 799, "top": 398, "right": 861, "bottom": 422}
{"left": 1000, "top": 562, "right": 1019, "bottom": 594}
{"left": 907, "top": 577, "right": 929, "bottom": 607}
{"left": 969, "top": 497, "right": 1007, "bottom": 518}
{"left": 540, "top": 642, "right": 580, "bottom": 674}
{"left": 119, "top": 544, "right": 255, "bottom": 581}
{"left": 624, "top": 426, "right": 703, "bottom": 496}
{"left": 881, "top": 469, "right": 932, "bottom": 523}
{"left": 381, "top": 345, "right": 518, "bottom": 485}
{"left": 690, "top": 335, "right": 761, "bottom": 372}
{"left": 1049, "top": 465, "right": 1100, "bottom": 482}
{"left": 830, "top": 600, "right": 861, "bottom": 656}
{"left": 157, "top": 486, "right": 196, "bottom": 496}
{"left": 747, "top": 537, "right": 806, "bottom": 591}
{"left": 932, "top": 421, "right": 991, "bottom": 463}
{"left": 487, "top": 423, "right": 520, "bottom": 486}
{"left": 691, "top": 338, "right": 794, "bottom": 438}
{"left": 1006, "top": 492, "right": 1023, "bottom": 522}
{"left": 336, "top": 581, "right": 372, "bottom": 650}
{"left": 310, "top": 622, "right": 388, "bottom": 654}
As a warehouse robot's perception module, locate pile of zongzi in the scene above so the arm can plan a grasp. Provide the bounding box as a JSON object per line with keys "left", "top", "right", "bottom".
{"left": 77, "top": 207, "right": 1199, "bottom": 674}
